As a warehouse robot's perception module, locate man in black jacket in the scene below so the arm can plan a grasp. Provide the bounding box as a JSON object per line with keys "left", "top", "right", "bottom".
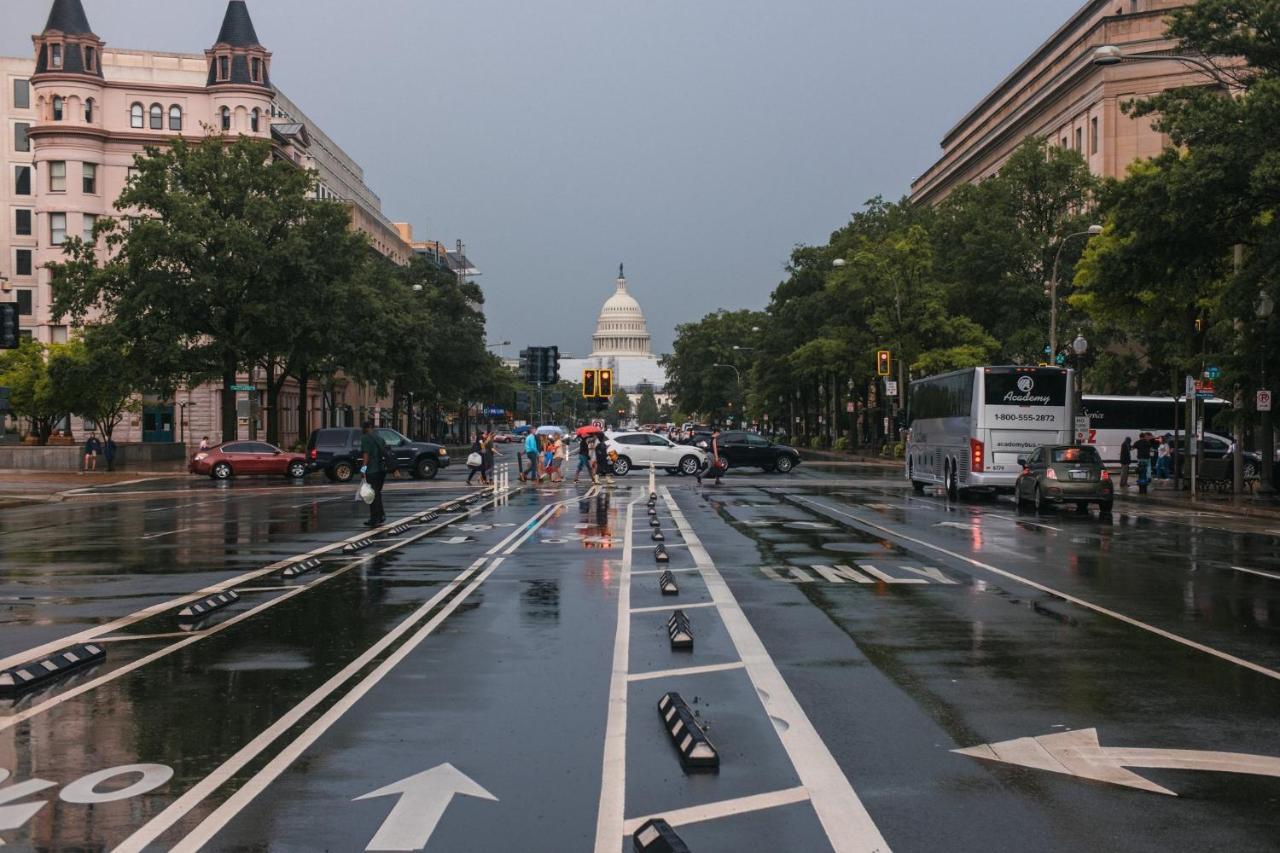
{"left": 1119, "top": 435, "right": 1132, "bottom": 491}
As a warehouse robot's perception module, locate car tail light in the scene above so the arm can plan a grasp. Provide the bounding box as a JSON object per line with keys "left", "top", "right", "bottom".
{"left": 310, "top": 448, "right": 317, "bottom": 460}
{"left": 1100, "top": 469, "right": 1110, "bottom": 481}
{"left": 1045, "top": 468, "right": 1058, "bottom": 480}
{"left": 969, "top": 438, "right": 984, "bottom": 473}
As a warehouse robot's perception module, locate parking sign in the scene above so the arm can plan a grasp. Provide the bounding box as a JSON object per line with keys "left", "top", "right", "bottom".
{"left": 1260, "top": 390, "right": 1273, "bottom": 413}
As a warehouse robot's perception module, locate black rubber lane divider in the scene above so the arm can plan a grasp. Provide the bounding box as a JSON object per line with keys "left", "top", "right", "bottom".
{"left": 658, "top": 571, "right": 679, "bottom": 596}
{"left": 654, "top": 544, "right": 670, "bottom": 563}
{"left": 652, "top": 529, "right": 665, "bottom": 542}
{"left": 177, "top": 590, "right": 240, "bottom": 621}
{"left": 658, "top": 691, "right": 718, "bottom": 771}
{"left": 0, "top": 643, "right": 106, "bottom": 696}
{"left": 649, "top": 517, "right": 662, "bottom": 528}
{"left": 633, "top": 817, "right": 691, "bottom": 853}
{"left": 647, "top": 506, "right": 658, "bottom": 517}
{"left": 415, "top": 511, "right": 441, "bottom": 524}
{"left": 383, "top": 523, "right": 411, "bottom": 536}
{"left": 343, "top": 537, "right": 375, "bottom": 553}
{"left": 667, "top": 610, "right": 693, "bottom": 651}
{"left": 281, "top": 557, "right": 322, "bottom": 579}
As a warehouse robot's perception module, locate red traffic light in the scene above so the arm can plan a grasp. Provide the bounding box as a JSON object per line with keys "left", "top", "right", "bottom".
{"left": 876, "top": 350, "right": 891, "bottom": 376}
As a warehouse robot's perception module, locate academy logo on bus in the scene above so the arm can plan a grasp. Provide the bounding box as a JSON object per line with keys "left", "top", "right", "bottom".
{"left": 1004, "top": 375, "right": 1051, "bottom": 404}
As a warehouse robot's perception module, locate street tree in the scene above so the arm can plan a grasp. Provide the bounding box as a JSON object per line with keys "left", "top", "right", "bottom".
{"left": 45, "top": 325, "right": 140, "bottom": 441}
{"left": 0, "top": 340, "right": 60, "bottom": 443}
{"left": 635, "top": 388, "right": 660, "bottom": 425}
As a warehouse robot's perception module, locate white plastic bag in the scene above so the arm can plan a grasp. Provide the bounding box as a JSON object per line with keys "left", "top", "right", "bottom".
{"left": 358, "top": 479, "right": 375, "bottom": 504}
{"left": 467, "top": 452, "right": 483, "bottom": 467}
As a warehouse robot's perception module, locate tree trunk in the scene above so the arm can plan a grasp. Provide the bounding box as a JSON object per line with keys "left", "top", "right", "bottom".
{"left": 265, "top": 359, "right": 280, "bottom": 446}
{"left": 296, "top": 370, "right": 309, "bottom": 446}
{"left": 221, "top": 359, "right": 238, "bottom": 443}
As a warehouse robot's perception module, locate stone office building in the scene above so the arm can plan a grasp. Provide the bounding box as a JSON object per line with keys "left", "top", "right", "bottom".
{"left": 2, "top": 0, "right": 417, "bottom": 445}
{"left": 911, "top": 0, "right": 1203, "bottom": 205}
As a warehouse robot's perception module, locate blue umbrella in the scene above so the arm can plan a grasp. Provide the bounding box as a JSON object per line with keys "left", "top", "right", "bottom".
{"left": 513, "top": 425, "right": 532, "bottom": 435}
{"left": 536, "top": 425, "right": 566, "bottom": 436}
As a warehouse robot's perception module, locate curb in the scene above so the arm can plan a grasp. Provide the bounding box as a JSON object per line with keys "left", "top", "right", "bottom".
{"left": 1118, "top": 491, "right": 1280, "bottom": 521}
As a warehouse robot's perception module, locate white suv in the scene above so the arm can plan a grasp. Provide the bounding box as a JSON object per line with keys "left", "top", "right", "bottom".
{"left": 606, "top": 431, "right": 707, "bottom": 476}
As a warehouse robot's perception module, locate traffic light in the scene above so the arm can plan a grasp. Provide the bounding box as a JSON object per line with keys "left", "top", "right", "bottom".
{"left": 547, "top": 346, "right": 561, "bottom": 384}
{"left": 583, "top": 369, "right": 597, "bottom": 398}
{"left": 515, "top": 391, "right": 531, "bottom": 413}
{"left": 1194, "top": 316, "right": 1207, "bottom": 335}
{"left": 876, "top": 350, "right": 891, "bottom": 377}
{"left": 519, "top": 348, "right": 533, "bottom": 383}
{"left": 598, "top": 369, "right": 613, "bottom": 399}
{"left": 0, "top": 303, "right": 18, "bottom": 349}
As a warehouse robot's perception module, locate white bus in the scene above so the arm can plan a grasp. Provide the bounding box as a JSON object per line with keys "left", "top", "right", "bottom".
{"left": 906, "top": 365, "right": 1074, "bottom": 498}
{"left": 1079, "top": 394, "right": 1230, "bottom": 464}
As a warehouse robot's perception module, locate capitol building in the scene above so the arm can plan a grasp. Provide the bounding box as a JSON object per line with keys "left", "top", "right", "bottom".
{"left": 561, "top": 267, "right": 668, "bottom": 394}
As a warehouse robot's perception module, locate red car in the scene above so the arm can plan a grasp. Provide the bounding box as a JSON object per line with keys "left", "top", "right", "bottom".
{"left": 189, "top": 441, "right": 309, "bottom": 480}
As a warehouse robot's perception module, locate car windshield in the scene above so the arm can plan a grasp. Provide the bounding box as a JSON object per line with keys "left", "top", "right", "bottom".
{"left": 1052, "top": 447, "right": 1101, "bottom": 464}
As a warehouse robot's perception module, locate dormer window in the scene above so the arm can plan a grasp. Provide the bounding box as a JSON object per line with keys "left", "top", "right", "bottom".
{"left": 220, "top": 106, "right": 231, "bottom": 131}
{"left": 50, "top": 44, "right": 63, "bottom": 69}
{"left": 52, "top": 96, "right": 64, "bottom": 121}
{"left": 251, "top": 58, "right": 261, "bottom": 82}
{"left": 84, "top": 98, "right": 94, "bottom": 122}
{"left": 251, "top": 108, "right": 260, "bottom": 133}
{"left": 84, "top": 47, "right": 96, "bottom": 72}
{"left": 218, "top": 56, "right": 230, "bottom": 82}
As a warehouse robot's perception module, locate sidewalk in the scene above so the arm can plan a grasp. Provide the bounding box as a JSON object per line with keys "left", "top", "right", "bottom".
{"left": 1115, "top": 481, "right": 1280, "bottom": 521}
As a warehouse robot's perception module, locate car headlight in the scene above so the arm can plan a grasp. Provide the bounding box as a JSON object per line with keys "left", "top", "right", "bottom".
{"left": 438, "top": 448, "right": 448, "bottom": 455}
{"left": 194, "top": 453, "right": 208, "bottom": 461}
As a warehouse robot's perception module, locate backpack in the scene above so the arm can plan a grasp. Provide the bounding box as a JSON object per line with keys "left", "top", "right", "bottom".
{"left": 376, "top": 436, "right": 400, "bottom": 473}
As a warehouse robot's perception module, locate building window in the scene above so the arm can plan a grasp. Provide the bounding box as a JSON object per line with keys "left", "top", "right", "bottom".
{"left": 251, "top": 57, "right": 261, "bottom": 82}
{"left": 84, "top": 97, "right": 94, "bottom": 123}
{"left": 130, "top": 103, "right": 143, "bottom": 128}
{"left": 15, "top": 209, "right": 32, "bottom": 236}
{"left": 250, "top": 108, "right": 260, "bottom": 132}
{"left": 218, "top": 56, "right": 230, "bottom": 81}
{"left": 83, "top": 213, "right": 96, "bottom": 242}
{"left": 169, "top": 105, "right": 182, "bottom": 131}
{"left": 16, "top": 289, "right": 33, "bottom": 316}
{"left": 126, "top": 166, "right": 139, "bottom": 183}
{"left": 149, "top": 103, "right": 163, "bottom": 130}
{"left": 50, "top": 212, "right": 67, "bottom": 245}
{"left": 1060, "top": 137, "right": 1067, "bottom": 148}
{"left": 49, "top": 161, "right": 66, "bottom": 192}
{"left": 220, "top": 106, "right": 231, "bottom": 131}
{"left": 15, "top": 249, "right": 33, "bottom": 277}
{"left": 1091, "top": 117, "right": 1099, "bottom": 154}
{"left": 51, "top": 325, "right": 69, "bottom": 344}
{"left": 82, "top": 162, "right": 97, "bottom": 194}
{"left": 1075, "top": 127, "right": 1082, "bottom": 151}
{"left": 52, "top": 96, "right": 64, "bottom": 121}
{"left": 50, "top": 44, "right": 62, "bottom": 69}
{"left": 84, "top": 46, "right": 96, "bottom": 72}
{"left": 15, "top": 122, "right": 30, "bottom": 152}
{"left": 15, "top": 165, "right": 31, "bottom": 195}
{"left": 13, "top": 78, "right": 30, "bottom": 109}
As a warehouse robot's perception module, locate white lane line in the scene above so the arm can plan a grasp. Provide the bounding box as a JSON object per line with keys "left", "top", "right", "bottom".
{"left": 622, "top": 785, "right": 810, "bottom": 835}
{"left": 593, "top": 497, "right": 640, "bottom": 853}
{"left": 140, "top": 527, "right": 196, "bottom": 541}
{"left": 93, "top": 631, "right": 195, "bottom": 643}
{"left": 798, "top": 497, "right": 1280, "bottom": 685}
{"left": 289, "top": 497, "right": 346, "bottom": 509}
{"left": 987, "top": 513, "right": 1061, "bottom": 532}
{"left": 627, "top": 661, "right": 746, "bottom": 683}
{"left": 628, "top": 601, "right": 716, "bottom": 615}
{"left": 630, "top": 567, "right": 701, "bottom": 576}
{"left": 1232, "top": 565, "right": 1280, "bottom": 582}
{"left": 664, "top": 488, "right": 890, "bottom": 853}
{"left": 115, "top": 556, "right": 499, "bottom": 853}
{"left": 0, "top": 493, "right": 477, "bottom": 672}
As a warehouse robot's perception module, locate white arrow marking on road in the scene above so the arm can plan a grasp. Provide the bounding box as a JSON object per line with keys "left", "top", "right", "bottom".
{"left": 934, "top": 521, "right": 975, "bottom": 531}
{"left": 954, "top": 728, "right": 1280, "bottom": 796}
{"left": 438, "top": 536, "right": 471, "bottom": 545}
{"left": 0, "top": 769, "right": 57, "bottom": 836}
{"left": 355, "top": 764, "right": 497, "bottom": 851}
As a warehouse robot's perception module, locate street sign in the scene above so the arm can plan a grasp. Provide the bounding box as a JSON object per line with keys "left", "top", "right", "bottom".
{"left": 1055, "top": 353, "right": 1066, "bottom": 365}
{"left": 845, "top": 401, "right": 854, "bottom": 413}
{"left": 1185, "top": 375, "right": 1196, "bottom": 398}
{"left": 885, "top": 380, "right": 899, "bottom": 397}
{"left": 1074, "top": 416, "right": 1090, "bottom": 442}
{"left": 230, "top": 384, "right": 255, "bottom": 392}
{"left": 1205, "top": 366, "right": 1222, "bottom": 380}
{"left": 1259, "top": 390, "right": 1273, "bottom": 412}
{"left": 1194, "top": 379, "right": 1214, "bottom": 399}
{"left": 483, "top": 407, "right": 506, "bottom": 418}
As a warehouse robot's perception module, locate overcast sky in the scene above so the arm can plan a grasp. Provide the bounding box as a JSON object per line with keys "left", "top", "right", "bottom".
{"left": 4, "top": 0, "right": 1083, "bottom": 353}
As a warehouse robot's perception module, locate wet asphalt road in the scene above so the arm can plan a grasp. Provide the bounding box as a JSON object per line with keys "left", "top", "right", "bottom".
{"left": 0, "top": 460, "right": 1278, "bottom": 851}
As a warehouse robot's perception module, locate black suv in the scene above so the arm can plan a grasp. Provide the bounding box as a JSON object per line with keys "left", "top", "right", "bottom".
{"left": 306, "top": 427, "right": 450, "bottom": 481}
{"left": 716, "top": 430, "right": 802, "bottom": 473}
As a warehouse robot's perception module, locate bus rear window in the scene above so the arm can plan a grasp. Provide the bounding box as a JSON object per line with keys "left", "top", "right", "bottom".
{"left": 984, "top": 369, "right": 1067, "bottom": 407}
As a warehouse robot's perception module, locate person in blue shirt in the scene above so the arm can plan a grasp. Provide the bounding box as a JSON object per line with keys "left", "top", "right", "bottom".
{"left": 522, "top": 432, "right": 542, "bottom": 482}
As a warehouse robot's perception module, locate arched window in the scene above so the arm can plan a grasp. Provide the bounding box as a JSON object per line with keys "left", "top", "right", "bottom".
{"left": 130, "top": 103, "right": 144, "bottom": 128}
{"left": 220, "top": 106, "right": 231, "bottom": 132}
{"left": 52, "top": 96, "right": 64, "bottom": 121}
{"left": 84, "top": 97, "right": 94, "bottom": 123}
{"left": 169, "top": 105, "right": 182, "bottom": 131}
{"left": 250, "top": 108, "right": 260, "bottom": 133}
{"left": 149, "top": 104, "right": 163, "bottom": 130}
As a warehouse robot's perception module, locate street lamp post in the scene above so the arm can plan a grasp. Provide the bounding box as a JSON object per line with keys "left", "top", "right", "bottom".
{"left": 1092, "top": 45, "right": 1233, "bottom": 89}
{"left": 1048, "top": 226, "right": 1103, "bottom": 357}
{"left": 712, "top": 363, "right": 742, "bottom": 426}
{"left": 1257, "top": 290, "right": 1276, "bottom": 497}
{"left": 1071, "top": 333, "right": 1088, "bottom": 439}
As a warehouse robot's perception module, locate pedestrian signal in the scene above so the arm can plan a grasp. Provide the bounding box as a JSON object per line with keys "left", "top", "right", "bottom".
{"left": 583, "top": 369, "right": 597, "bottom": 398}
{"left": 876, "top": 350, "right": 891, "bottom": 377}
{"left": 0, "top": 304, "right": 18, "bottom": 350}
{"left": 598, "top": 369, "right": 613, "bottom": 398}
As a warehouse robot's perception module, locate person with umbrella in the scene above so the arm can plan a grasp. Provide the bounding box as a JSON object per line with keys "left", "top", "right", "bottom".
{"left": 573, "top": 425, "right": 600, "bottom": 483}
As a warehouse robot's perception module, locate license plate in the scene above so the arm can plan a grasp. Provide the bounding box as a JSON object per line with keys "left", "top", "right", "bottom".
{"left": 1069, "top": 470, "right": 1088, "bottom": 481}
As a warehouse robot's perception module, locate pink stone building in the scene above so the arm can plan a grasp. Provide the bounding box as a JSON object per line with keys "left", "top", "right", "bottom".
{"left": 911, "top": 0, "right": 1202, "bottom": 205}
{"left": 2, "top": 0, "right": 423, "bottom": 447}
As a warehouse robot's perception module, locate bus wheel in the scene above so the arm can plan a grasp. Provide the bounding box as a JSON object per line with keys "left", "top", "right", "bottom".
{"left": 946, "top": 464, "right": 959, "bottom": 501}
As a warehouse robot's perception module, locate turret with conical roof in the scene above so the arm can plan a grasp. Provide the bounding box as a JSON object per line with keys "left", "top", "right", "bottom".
{"left": 32, "top": 0, "right": 104, "bottom": 78}
{"left": 206, "top": 1, "right": 272, "bottom": 89}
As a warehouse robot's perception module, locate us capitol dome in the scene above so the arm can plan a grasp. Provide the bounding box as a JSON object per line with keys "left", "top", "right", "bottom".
{"left": 562, "top": 266, "right": 668, "bottom": 394}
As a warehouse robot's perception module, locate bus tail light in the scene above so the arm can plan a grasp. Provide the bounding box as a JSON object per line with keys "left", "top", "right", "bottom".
{"left": 969, "top": 438, "right": 984, "bottom": 473}
{"left": 1100, "top": 469, "right": 1110, "bottom": 481}
{"left": 1045, "top": 468, "right": 1058, "bottom": 480}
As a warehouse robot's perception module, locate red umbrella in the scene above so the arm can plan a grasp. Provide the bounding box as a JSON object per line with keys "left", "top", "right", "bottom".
{"left": 575, "top": 425, "right": 604, "bottom": 438}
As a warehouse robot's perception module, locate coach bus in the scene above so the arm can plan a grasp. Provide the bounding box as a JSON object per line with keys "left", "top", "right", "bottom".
{"left": 1079, "top": 394, "right": 1229, "bottom": 464}
{"left": 905, "top": 365, "right": 1073, "bottom": 498}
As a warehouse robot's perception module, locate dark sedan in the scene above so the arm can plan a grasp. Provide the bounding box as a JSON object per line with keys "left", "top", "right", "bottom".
{"left": 716, "top": 430, "right": 802, "bottom": 473}
{"left": 1015, "top": 445, "right": 1113, "bottom": 514}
